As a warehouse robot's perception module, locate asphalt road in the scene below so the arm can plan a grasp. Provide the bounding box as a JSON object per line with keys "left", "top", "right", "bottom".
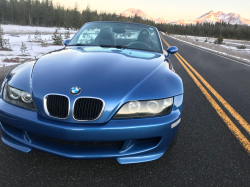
{"left": 1, "top": 35, "right": 250, "bottom": 186}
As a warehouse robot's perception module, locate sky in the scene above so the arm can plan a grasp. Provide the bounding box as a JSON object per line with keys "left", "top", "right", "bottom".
{"left": 56, "top": 0, "right": 250, "bottom": 22}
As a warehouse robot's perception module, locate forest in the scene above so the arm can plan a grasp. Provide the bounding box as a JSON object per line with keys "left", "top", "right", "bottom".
{"left": 0, "top": 0, "right": 249, "bottom": 40}
{"left": 160, "top": 22, "right": 250, "bottom": 40}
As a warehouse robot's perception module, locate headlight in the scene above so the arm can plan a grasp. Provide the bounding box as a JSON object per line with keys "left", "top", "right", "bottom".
{"left": 113, "top": 97, "right": 173, "bottom": 119}
{"left": 3, "top": 84, "right": 36, "bottom": 111}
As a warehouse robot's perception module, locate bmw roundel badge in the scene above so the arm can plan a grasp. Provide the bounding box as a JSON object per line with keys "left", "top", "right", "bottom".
{"left": 70, "top": 87, "right": 81, "bottom": 95}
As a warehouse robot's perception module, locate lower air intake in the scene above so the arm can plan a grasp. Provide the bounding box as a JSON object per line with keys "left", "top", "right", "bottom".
{"left": 39, "top": 135, "right": 123, "bottom": 147}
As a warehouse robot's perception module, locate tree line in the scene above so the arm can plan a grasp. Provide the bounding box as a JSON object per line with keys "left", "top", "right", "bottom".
{"left": 0, "top": 0, "right": 249, "bottom": 40}
{"left": 0, "top": 0, "right": 156, "bottom": 29}
{"left": 159, "top": 22, "right": 250, "bottom": 41}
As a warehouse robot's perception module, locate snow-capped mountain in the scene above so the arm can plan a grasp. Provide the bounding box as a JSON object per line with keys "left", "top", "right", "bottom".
{"left": 170, "top": 11, "right": 250, "bottom": 25}
{"left": 120, "top": 8, "right": 154, "bottom": 21}
{"left": 120, "top": 9, "right": 250, "bottom": 25}
{"left": 120, "top": 8, "right": 167, "bottom": 23}
{"left": 155, "top": 17, "right": 168, "bottom": 24}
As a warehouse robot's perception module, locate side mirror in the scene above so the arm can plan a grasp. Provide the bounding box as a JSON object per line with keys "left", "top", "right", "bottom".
{"left": 165, "top": 46, "right": 178, "bottom": 59}
{"left": 63, "top": 39, "right": 71, "bottom": 46}
{"left": 167, "top": 46, "right": 178, "bottom": 54}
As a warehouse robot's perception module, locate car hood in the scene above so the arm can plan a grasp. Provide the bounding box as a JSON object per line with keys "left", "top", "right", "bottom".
{"left": 32, "top": 47, "right": 180, "bottom": 123}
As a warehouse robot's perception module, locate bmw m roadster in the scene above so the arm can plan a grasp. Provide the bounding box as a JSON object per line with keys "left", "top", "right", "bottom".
{"left": 0, "top": 21, "right": 183, "bottom": 164}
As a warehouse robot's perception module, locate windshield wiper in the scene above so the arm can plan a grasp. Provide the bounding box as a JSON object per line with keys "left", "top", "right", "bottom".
{"left": 99, "top": 44, "right": 154, "bottom": 52}
{"left": 125, "top": 47, "right": 154, "bottom": 52}
{"left": 99, "top": 44, "right": 128, "bottom": 49}
{"left": 100, "top": 44, "right": 154, "bottom": 52}
{"left": 68, "top": 44, "right": 86, "bottom": 46}
{"left": 70, "top": 44, "right": 154, "bottom": 52}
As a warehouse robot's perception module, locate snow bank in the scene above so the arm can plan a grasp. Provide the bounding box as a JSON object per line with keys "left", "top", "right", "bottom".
{"left": 167, "top": 34, "right": 250, "bottom": 62}
{"left": 1, "top": 24, "right": 78, "bottom": 34}
{"left": 0, "top": 25, "right": 77, "bottom": 68}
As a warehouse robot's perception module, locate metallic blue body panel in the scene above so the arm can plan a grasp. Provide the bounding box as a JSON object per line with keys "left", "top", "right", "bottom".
{"left": 0, "top": 94, "right": 183, "bottom": 164}
{"left": 0, "top": 61, "right": 35, "bottom": 96}
{"left": 0, "top": 25, "right": 184, "bottom": 164}
{"left": 30, "top": 47, "right": 183, "bottom": 123}
{"left": 0, "top": 49, "right": 182, "bottom": 121}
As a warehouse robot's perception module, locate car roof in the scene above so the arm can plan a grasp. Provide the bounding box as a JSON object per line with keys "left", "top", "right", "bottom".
{"left": 85, "top": 21, "right": 158, "bottom": 29}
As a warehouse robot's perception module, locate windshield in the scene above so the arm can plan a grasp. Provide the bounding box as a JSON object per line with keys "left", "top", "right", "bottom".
{"left": 68, "top": 22, "right": 162, "bottom": 53}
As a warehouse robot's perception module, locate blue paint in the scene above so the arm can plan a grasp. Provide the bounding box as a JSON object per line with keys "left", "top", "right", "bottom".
{"left": 0, "top": 22, "right": 183, "bottom": 164}
{"left": 63, "top": 39, "right": 71, "bottom": 46}
{"left": 165, "top": 46, "right": 178, "bottom": 58}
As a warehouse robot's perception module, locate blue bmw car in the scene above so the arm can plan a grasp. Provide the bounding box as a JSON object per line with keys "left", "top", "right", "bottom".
{"left": 0, "top": 21, "right": 183, "bottom": 164}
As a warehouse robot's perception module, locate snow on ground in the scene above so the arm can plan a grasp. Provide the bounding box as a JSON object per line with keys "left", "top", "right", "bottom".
{"left": 160, "top": 32, "right": 250, "bottom": 62}
{"left": 0, "top": 25, "right": 143, "bottom": 68}
{"left": 2, "top": 24, "right": 78, "bottom": 34}
{"left": 172, "top": 34, "right": 250, "bottom": 54}
{"left": 0, "top": 24, "right": 78, "bottom": 68}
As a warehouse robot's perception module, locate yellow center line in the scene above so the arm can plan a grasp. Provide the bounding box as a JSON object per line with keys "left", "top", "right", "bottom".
{"left": 176, "top": 53, "right": 250, "bottom": 135}
{"left": 161, "top": 34, "right": 250, "bottom": 135}
{"left": 160, "top": 35, "right": 250, "bottom": 154}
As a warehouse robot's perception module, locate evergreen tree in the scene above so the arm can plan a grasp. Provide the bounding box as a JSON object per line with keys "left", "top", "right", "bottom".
{"left": 71, "top": 2, "right": 80, "bottom": 29}
{"left": 33, "top": 29, "right": 42, "bottom": 42}
{"left": 41, "top": 38, "right": 48, "bottom": 47}
{"left": 28, "top": 34, "right": 32, "bottom": 42}
{"left": 214, "top": 35, "right": 223, "bottom": 44}
{"left": 64, "top": 30, "right": 70, "bottom": 39}
{"left": 0, "top": 24, "right": 4, "bottom": 49}
{"left": 52, "top": 28, "right": 62, "bottom": 45}
{"left": 0, "top": 24, "right": 11, "bottom": 50}
{"left": 20, "top": 41, "right": 27, "bottom": 55}
{"left": 237, "top": 44, "right": 246, "bottom": 49}
{"left": 0, "top": 0, "right": 249, "bottom": 40}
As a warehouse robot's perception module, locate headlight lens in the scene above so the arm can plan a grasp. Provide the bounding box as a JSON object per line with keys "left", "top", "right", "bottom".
{"left": 21, "top": 92, "right": 33, "bottom": 103}
{"left": 3, "top": 84, "right": 36, "bottom": 111}
{"left": 128, "top": 101, "right": 141, "bottom": 112}
{"left": 9, "top": 86, "right": 21, "bottom": 99}
{"left": 113, "top": 97, "right": 173, "bottom": 119}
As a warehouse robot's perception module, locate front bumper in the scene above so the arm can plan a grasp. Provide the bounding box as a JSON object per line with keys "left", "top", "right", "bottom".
{"left": 0, "top": 95, "right": 183, "bottom": 164}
